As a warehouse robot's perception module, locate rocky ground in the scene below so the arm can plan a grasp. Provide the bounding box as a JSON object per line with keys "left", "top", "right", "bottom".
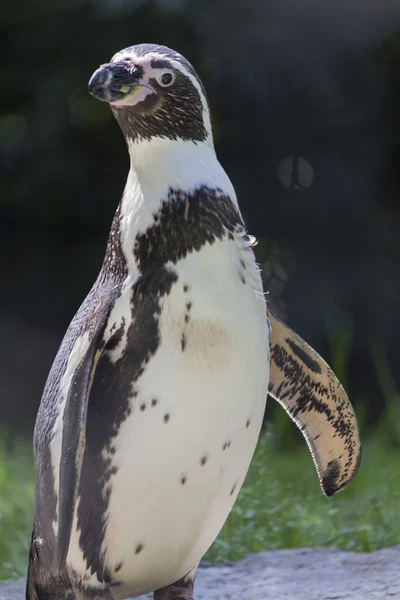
{"left": 2, "top": 546, "right": 399, "bottom": 599}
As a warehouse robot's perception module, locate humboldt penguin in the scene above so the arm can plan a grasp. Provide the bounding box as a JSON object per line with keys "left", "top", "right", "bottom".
{"left": 27, "top": 44, "right": 361, "bottom": 600}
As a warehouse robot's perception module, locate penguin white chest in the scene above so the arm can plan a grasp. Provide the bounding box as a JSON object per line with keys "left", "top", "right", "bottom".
{"left": 75, "top": 238, "right": 269, "bottom": 597}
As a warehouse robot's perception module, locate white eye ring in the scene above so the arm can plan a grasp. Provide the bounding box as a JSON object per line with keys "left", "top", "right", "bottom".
{"left": 157, "top": 71, "right": 175, "bottom": 87}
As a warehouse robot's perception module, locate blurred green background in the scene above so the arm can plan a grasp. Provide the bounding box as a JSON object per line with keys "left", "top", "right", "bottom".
{"left": 1, "top": 0, "right": 399, "bottom": 583}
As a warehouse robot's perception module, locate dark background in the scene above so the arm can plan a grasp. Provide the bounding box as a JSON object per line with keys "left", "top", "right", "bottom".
{"left": 1, "top": 0, "right": 399, "bottom": 435}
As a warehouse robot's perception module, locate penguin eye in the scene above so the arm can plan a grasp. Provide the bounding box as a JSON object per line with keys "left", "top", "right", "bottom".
{"left": 158, "top": 71, "right": 175, "bottom": 87}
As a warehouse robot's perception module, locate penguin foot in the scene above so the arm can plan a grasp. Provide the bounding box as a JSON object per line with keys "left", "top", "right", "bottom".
{"left": 154, "top": 587, "right": 194, "bottom": 600}
{"left": 154, "top": 566, "right": 197, "bottom": 600}
{"left": 154, "top": 595, "right": 194, "bottom": 600}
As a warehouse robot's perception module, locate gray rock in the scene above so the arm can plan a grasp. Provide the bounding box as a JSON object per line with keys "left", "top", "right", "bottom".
{"left": 3, "top": 546, "right": 399, "bottom": 600}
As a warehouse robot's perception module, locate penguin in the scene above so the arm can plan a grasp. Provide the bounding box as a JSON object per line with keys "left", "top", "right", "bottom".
{"left": 26, "top": 44, "right": 361, "bottom": 600}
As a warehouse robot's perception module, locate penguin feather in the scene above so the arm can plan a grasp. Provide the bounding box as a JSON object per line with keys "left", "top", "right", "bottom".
{"left": 267, "top": 311, "right": 361, "bottom": 496}
{"left": 54, "top": 294, "right": 117, "bottom": 573}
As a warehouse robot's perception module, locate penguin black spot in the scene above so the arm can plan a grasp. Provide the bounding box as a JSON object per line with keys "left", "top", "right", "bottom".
{"left": 200, "top": 456, "right": 208, "bottom": 466}
{"left": 184, "top": 314, "right": 190, "bottom": 323}
{"left": 140, "top": 403, "right": 146, "bottom": 411}
{"left": 181, "top": 332, "right": 187, "bottom": 351}
{"left": 181, "top": 476, "right": 187, "bottom": 485}
{"left": 239, "top": 259, "right": 246, "bottom": 269}
{"left": 186, "top": 302, "right": 192, "bottom": 311}
{"left": 230, "top": 483, "right": 237, "bottom": 496}
{"left": 114, "top": 561, "right": 123, "bottom": 573}
{"left": 239, "top": 272, "right": 245, "bottom": 284}
{"left": 222, "top": 441, "right": 231, "bottom": 450}
{"left": 246, "top": 419, "right": 251, "bottom": 428}
{"left": 151, "top": 398, "right": 158, "bottom": 407}
{"left": 164, "top": 413, "right": 170, "bottom": 423}
{"left": 183, "top": 285, "right": 189, "bottom": 293}
{"left": 135, "top": 543, "right": 144, "bottom": 554}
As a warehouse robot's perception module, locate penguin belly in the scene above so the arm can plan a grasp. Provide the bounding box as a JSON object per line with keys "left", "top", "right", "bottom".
{"left": 68, "top": 241, "right": 269, "bottom": 598}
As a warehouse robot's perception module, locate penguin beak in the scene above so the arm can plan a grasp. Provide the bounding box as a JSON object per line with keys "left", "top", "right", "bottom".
{"left": 88, "top": 63, "right": 144, "bottom": 104}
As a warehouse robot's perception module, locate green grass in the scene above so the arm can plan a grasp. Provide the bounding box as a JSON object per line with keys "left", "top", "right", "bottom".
{"left": 205, "top": 426, "right": 400, "bottom": 562}
{"left": 0, "top": 434, "right": 34, "bottom": 582}
{"left": 0, "top": 423, "right": 399, "bottom": 582}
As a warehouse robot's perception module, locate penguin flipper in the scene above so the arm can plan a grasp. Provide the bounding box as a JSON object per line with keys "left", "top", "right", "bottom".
{"left": 267, "top": 310, "right": 361, "bottom": 496}
{"left": 55, "top": 292, "right": 117, "bottom": 574}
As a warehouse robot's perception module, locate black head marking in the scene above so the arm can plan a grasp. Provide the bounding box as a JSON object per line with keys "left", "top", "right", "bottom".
{"left": 102, "top": 44, "right": 209, "bottom": 143}
{"left": 111, "top": 73, "right": 207, "bottom": 143}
